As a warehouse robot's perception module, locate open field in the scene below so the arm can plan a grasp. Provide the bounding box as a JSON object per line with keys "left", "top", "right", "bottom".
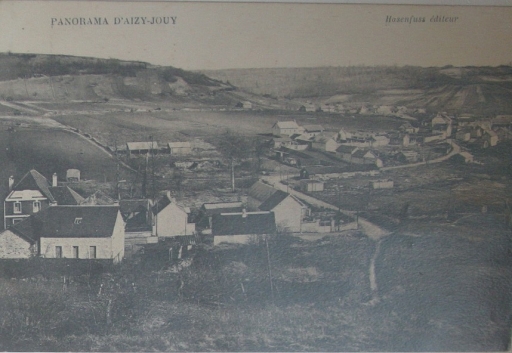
{"left": 46, "top": 104, "right": 403, "bottom": 147}
{"left": 0, "top": 124, "right": 132, "bottom": 216}
{"left": 0, "top": 223, "right": 510, "bottom": 351}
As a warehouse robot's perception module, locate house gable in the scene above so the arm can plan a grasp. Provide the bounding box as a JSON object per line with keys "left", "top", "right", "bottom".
{"left": 0, "top": 229, "right": 36, "bottom": 259}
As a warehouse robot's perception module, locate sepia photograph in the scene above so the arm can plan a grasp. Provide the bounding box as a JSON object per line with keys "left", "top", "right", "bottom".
{"left": 0, "top": 1, "right": 511, "bottom": 351}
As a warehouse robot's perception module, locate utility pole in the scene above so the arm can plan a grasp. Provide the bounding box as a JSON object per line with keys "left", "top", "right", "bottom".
{"left": 265, "top": 236, "right": 275, "bottom": 304}
{"left": 150, "top": 136, "right": 156, "bottom": 200}
{"left": 231, "top": 157, "right": 235, "bottom": 192}
{"left": 116, "top": 162, "right": 120, "bottom": 201}
{"left": 142, "top": 153, "right": 148, "bottom": 198}
{"left": 336, "top": 178, "right": 341, "bottom": 231}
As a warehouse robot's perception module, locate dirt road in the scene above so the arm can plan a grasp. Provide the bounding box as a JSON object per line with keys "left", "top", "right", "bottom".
{"left": 382, "top": 140, "right": 462, "bottom": 171}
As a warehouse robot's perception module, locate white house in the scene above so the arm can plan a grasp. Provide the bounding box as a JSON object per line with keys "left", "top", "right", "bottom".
{"left": 152, "top": 192, "right": 195, "bottom": 237}
{"left": 247, "top": 181, "right": 308, "bottom": 233}
{"left": 272, "top": 121, "right": 304, "bottom": 136}
{"left": 0, "top": 205, "right": 125, "bottom": 263}
{"left": 4, "top": 170, "right": 84, "bottom": 229}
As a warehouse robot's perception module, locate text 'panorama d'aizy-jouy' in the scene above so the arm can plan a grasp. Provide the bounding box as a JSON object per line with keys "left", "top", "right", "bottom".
{"left": 51, "top": 16, "right": 177, "bottom": 27}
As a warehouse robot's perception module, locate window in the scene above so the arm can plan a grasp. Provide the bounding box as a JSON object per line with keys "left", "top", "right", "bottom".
{"left": 33, "top": 201, "right": 41, "bottom": 213}
{"left": 12, "top": 218, "right": 23, "bottom": 225}
{"left": 89, "top": 246, "right": 96, "bottom": 259}
{"left": 72, "top": 246, "right": 79, "bottom": 259}
{"left": 55, "top": 246, "right": 62, "bottom": 258}
{"left": 74, "top": 217, "right": 82, "bottom": 225}
{"left": 13, "top": 202, "right": 21, "bottom": 214}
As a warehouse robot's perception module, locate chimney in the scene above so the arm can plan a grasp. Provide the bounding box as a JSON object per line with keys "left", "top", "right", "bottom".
{"left": 52, "top": 173, "right": 58, "bottom": 187}
{"left": 8, "top": 176, "right": 14, "bottom": 191}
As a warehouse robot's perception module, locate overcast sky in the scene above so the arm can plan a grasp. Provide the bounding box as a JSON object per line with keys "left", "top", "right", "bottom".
{"left": 0, "top": 2, "right": 510, "bottom": 70}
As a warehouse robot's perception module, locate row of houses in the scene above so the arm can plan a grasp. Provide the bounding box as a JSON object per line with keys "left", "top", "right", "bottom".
{"left": 0, "top": 169, "right": 344, "bottom": 258}
{"left": 0, "top": 170, "right": 196, "bottom": 261}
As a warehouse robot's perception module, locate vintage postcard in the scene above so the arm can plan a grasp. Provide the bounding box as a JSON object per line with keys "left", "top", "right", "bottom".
{"left": 0, "top": 1, "right": 510, "bottom": 351}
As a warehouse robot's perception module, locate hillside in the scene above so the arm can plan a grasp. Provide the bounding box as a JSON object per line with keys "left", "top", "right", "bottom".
{"left": 0, "top": 53, "right": 240, "bottom": 104}
{"left": 201, "top": 65, "right": 512, "bottom": 115}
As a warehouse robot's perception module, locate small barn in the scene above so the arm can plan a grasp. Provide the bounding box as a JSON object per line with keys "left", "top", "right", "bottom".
{"left": 168, "top": 142, "right": 192, "bottom": 155}
{"left": 126, "top": 142, "right": 159, "bottom": 157}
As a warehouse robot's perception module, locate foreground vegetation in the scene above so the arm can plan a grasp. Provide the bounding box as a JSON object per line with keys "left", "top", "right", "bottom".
{"left": 0, "top": 224, "right": 510, "bottom": 351}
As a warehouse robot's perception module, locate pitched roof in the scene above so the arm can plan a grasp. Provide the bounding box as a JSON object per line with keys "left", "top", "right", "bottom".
{"left": 81, "top": 190, "right": 117, "bottom": 205}
{"left": 152, "top": 194, "right": 172, "bottom": 215}
{"left": 212, "top": 212, "right": 276, "bottom": 236}
{"left": 248, "top": 181, "right": 279, "bottom": 203}
{"left": 336, "top": 145, "right": 358, "bottom": 154}
{"left": 13, "top": 170, "right": 54, "bottom": 202}
{"left": 10, "top": 206, "right": 120, "bottom": 239}
{"left": 48, "top": 186, "right": 84, "bottom": 205}
{"left": 119, "top": 200, "right": 152, "bottom": 231}
{"left": 274, "top": 121, "right": 301, "bottom": 129}
{"left": 258, "top": 190, "right": 289, "bottom": 211}
{"left": 352, "top": 149, "right": 376, "bottom": 159}
{"left": 126, "top": 142, "right": 159, "bottom": 151}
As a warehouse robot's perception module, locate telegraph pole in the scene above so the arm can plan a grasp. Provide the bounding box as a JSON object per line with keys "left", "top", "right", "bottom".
{"left": 150, "top": 135, "right": 156, "bottom": 200}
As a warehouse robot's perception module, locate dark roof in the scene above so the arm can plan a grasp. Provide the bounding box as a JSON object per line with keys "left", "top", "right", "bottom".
{"left": 258, "top": 190, "right": 289, "bottom": 211}
{"left": 13, "top": 170, "right": 54, "bottom": 202}
{"left": 12, "top": 170, "right": 84, "bottom": 205}
{"left": 8, "top": 216, "right": 40, "bottom": 243}
{"left": 336, "top": 145, "right": 357, "bottom": 154}
{"left": 303, "top": 124, "right": 324, "bottom": 132}
{"left": 212, "top": 212, "right": 276, "bottom": 236}
{"left": 48, "top": 186, "right": 84, "bottom": 205}
{"left": 120, "top": 199, "right": 151, "bottom": 231}
{"left": 352, "top": 149, "right": 376, "bottom": 159}
{"left": 10, "top": 206, "right": 120, "bottom": 239}
{"left": 152, "top": 194, "right": 172, "bottom": 215}
{"left": 248, "top": 181, "right": 278, "bottom": 203}
{"left": 120, "top": 199, "right": 151, "bottom": 214}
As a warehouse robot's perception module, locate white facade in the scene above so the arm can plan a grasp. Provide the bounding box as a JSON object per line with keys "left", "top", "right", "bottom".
{"left": 0, "top": 230, "right": 35, "bottom": 259}
{"left": 40, "top": 211, "right": 125, "bottom": 263}
{"left": 272, "top": 195, "right": 306, "bottom": 233}
{"left": 153, "top": 202, "right": 195, "bottom": 237}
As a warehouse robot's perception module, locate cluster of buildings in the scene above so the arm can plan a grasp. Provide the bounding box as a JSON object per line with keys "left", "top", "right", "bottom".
{"left": 270, "top": 111, "right": 508, "bottom": 175}
{"left": 0, "top": 165, "right": 351, "bottom": 260}
{"left": 0, "top": 170, "right": 196, "bottom": 261}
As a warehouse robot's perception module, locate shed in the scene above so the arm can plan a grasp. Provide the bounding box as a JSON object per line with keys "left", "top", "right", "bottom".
{"left": 168, "top": 141, "right": 192, "bottom": 155}
{"left": 126, "top": 142, "right": 159, "bottom": 157}
{"left": 66, "top": 169, "right": 81, "bottom": 182}
{"left": 300, "top": 180, "right": 325, "bottom": 192}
